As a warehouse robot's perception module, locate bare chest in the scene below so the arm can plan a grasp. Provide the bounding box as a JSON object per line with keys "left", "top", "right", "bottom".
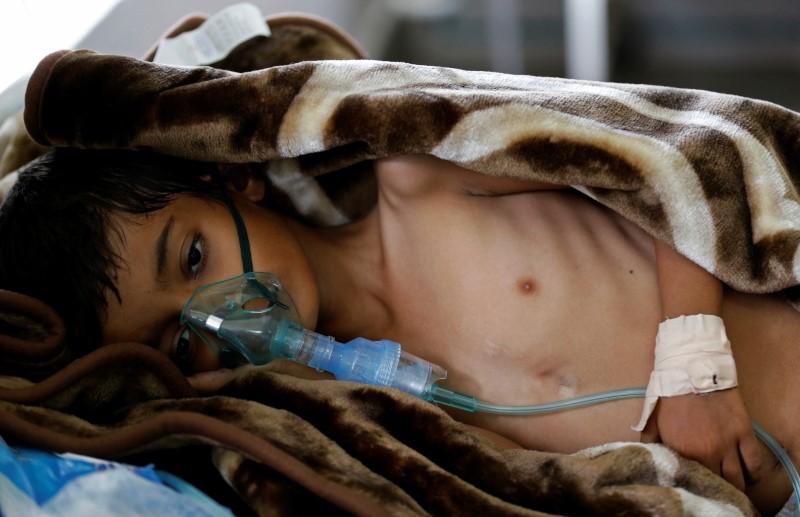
{"left": 376, "top": 190, "right": 663, "bottom": 450}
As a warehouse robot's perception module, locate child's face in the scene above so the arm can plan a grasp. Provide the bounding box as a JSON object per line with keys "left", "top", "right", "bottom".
{"left": 101, "top": 194, "right": 318, "bottom": 372}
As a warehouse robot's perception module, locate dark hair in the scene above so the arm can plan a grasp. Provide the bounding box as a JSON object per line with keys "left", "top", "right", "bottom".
{"left": 0, "top": 148, "right": 225, "bottom": 356}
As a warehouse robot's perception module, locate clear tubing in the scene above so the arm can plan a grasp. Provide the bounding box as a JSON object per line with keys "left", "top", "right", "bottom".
{"left": 474, "top": 387, "right": 647, "bottom": 415}
{"left": 752, "top": 421, "right": 800, "bottom": 512}
{"left": 428, "top": 385, "right": 648, "bottom": 414}
{"left": 428, "top": 385, "right": 647, "bottom": 414}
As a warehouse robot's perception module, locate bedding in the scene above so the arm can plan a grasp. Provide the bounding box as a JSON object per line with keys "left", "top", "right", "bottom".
{"left": 23, "top": 37, "right": 800, "bottom": 302}
{"left": 0, "top": 112, "right": 46, "bottom": 200}
{"left": 3, "top": 9, "right": 798, "bottom": 515}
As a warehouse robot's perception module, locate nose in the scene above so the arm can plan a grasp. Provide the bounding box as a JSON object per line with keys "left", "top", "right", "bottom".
{"left": 159, "top": 286, "right": 227, "bottom": 373}
{"left": 152, "top": 285, "right": 203, "bottom": 345}
{"left": 175, "top": 284, "right": 200, "bottom": 315}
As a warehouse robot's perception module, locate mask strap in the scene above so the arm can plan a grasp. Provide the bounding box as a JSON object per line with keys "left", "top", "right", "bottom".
{"left": 222, "top": 195, "right": 288, "bottom": 310}
{"left": 223, "top": 195, "right": 255, "bottom": 273}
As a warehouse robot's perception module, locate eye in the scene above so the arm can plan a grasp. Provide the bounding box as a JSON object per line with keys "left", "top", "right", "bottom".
{"left": 172, "top": 326, "right": 196, "bottom": 367}
{"left": 186, "top": 233, "right": 206, "bottom": 278}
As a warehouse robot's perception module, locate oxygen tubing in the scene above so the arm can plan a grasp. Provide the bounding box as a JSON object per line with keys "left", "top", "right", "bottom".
{"left": 429, "top": 384, "right": 800, "bottom": 512}
{"left": 478, "top": 387, "right": 647, "bottom": 415}
{"left": 427, "top": 384, "right": 648, "bottom": 415}
{"left": 753, "top": 421, "right": 800, "bottom": 513}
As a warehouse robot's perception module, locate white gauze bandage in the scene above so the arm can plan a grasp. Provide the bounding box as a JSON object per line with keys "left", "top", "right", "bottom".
{"left": 632, "top": 314, "right": 737, "bottom": 432}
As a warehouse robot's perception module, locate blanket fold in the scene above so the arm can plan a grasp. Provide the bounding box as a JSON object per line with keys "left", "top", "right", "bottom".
{"left": 22, "top": 49, "right": 800, "bottom": 302}
{"left": 0, "top": 343, "right": 755, "bottom": 516}
{"left": 0, "top": 289, "right": 71, "bottom": 380}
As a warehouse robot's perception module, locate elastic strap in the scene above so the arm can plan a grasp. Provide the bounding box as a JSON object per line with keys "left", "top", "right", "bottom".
{"left": 222, "top": 195, "right": 287, "bottom": 309}
{"left": 223, "top": 195, "right": 254, "bottom": 273}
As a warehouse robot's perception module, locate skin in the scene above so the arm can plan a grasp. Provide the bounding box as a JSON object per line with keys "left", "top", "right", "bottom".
{"left": 102, "top": 155, "right": 798, "bottom": 514}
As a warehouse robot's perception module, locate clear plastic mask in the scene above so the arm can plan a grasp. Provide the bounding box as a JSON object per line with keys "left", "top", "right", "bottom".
{"left": 180, "top": 272, "right": 301, "bottom": 365}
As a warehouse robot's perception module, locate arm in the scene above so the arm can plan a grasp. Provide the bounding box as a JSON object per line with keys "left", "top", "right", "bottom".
{"left": 645, "top": 239, "right": 765, "bottom": 490}
{"left": 654, "top": 239, "right": 722, "bottom": 318}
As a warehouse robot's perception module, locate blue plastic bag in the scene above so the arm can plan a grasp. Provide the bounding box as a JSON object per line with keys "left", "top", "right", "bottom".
{"left": 0, "top": 435, "right": 232, "bottom": 516}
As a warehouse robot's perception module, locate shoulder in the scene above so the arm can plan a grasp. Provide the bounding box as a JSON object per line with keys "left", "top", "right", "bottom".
{"left": 374, "top": 155, "right": 456, "bottom": 200}
{"left": 375, "top": 154, "right": 567, "bottom": 202}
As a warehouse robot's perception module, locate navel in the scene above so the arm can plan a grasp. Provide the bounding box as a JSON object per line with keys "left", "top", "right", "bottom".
{"left": 557, "top": 373, "right": 578, "bottom": 398}
{"left": 517, "top": 277, "right": 536, "bottom": 295}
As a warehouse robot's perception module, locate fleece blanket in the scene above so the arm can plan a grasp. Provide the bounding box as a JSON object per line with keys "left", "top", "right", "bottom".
{"left": 3, "top": 10, "right": 796, "bottom": 516}
{"left": 22, "top": 50, "right": 800, "bottom": 300}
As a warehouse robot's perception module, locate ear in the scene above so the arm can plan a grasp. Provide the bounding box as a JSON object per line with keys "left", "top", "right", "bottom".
{"left": 217, "top": 163, "right": 266, "bottom": 203}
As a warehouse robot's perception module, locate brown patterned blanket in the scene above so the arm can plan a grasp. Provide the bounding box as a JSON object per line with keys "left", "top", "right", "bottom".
{"left": 4, "top": 10, "right": 800, "bottom": 515}
{"left": 23, "top": 38, "right": 800, "bottom": 300}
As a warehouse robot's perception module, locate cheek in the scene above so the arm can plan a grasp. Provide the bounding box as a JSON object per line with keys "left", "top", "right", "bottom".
{"left": 244, "top": 215, "right": 317, "bottom": 328}
{"left": 244, "top": 212, "right": 301, "bottom": 278}
{"left": 194, "top": 343, "right": 222, "bottom": 372}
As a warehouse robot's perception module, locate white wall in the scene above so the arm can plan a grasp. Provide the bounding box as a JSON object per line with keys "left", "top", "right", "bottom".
{"left": 76, "top": 0, "right": 366, "bottom": 58}
{"left": 0, "top": 0, "right": 366, "bottom": 122}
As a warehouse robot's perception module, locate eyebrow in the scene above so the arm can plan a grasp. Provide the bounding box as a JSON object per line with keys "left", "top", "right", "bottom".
{"left": 155, "top": 215, "right": 176, "bottom": 284}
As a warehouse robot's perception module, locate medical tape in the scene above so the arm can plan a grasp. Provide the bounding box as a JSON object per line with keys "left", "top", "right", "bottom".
{"left": 632, "top": 314, "right": 737, "bottom": 432}
{"left": 153, "top": 3, "right": 270, "bottom": 67}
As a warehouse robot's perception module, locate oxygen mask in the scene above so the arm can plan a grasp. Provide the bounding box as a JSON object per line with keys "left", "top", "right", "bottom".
{"left": 181, "top": 271, "right": 301, "bottom": 365}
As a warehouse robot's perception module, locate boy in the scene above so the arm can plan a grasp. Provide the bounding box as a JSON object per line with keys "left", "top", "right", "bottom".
{"left": 0, "top": 148, "right": 796, "bottom": 514}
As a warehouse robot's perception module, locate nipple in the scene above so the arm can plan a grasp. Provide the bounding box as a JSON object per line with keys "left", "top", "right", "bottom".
{"left": 517, "top": 277, "right": 536, "bottom": 295}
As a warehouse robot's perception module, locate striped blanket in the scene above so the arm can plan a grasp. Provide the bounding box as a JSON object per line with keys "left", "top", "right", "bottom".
{"left": 24, "top": 51, "right": 800, "bottom": 303}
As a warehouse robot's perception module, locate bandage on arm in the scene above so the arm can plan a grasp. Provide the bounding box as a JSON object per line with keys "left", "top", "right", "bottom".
{"left": 632, "top": 314, "right": 737, "bottom": 432}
